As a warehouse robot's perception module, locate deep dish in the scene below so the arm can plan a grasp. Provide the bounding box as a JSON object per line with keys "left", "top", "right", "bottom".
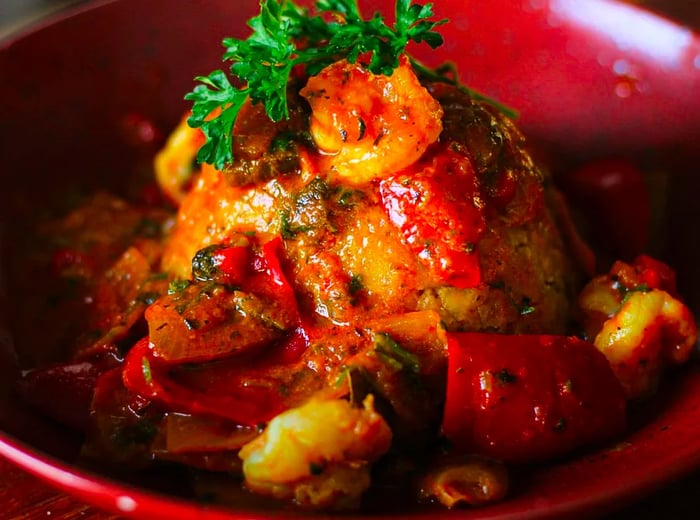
{"left": 8, "top": 0, "right": 696, "bottom": 512}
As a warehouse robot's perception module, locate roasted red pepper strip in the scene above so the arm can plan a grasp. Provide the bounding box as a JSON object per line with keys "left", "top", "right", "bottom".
{"left": 442, "top": 333, "right": 626, "bottom": 463}
{"left": 123, "top": 337, "right": 285, "bottom": 426}
{"left": 379, "top": 149, "right": 485, "bottom": 288}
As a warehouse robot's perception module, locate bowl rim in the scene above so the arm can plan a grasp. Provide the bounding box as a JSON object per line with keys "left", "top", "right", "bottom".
{"left": 2, "top": 0, "right": 700, "bottom": 518}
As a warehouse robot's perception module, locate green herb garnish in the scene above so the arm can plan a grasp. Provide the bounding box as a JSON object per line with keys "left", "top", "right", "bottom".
{"left": 185, "top": 0, "right": 447, "bottom": 170}
{"left": 373, "top": 332, "right": 421, "bottom": 374}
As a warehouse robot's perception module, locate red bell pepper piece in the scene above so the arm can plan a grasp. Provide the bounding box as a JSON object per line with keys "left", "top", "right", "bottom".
{"left": 122, "top": 337, "right": 291, "bottom": 426}
{"left": 442, "top": 333, "right": 626, "bottom": 463}
{"left": 378, "top": 149, "right": 485, "bottom": 288}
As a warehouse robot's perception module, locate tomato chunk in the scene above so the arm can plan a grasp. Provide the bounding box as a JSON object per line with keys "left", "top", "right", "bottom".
{"left": 378, "top": 149, "right": 485, "bottom": 288}
{"left": 442, "top": 333, "right": 626, "bottom": 463}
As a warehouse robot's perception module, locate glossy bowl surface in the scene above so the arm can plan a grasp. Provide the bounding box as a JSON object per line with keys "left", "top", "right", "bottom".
{"left": 1, "top": 1, "right": 700, "bottom": 518}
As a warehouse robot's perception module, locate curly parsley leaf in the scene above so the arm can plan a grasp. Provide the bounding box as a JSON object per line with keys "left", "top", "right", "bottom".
{"left": 185, "top": 0, "right": 446, "bottom": 170}
{"left": 185, "top": 70, "right": 247, "bottom": 169}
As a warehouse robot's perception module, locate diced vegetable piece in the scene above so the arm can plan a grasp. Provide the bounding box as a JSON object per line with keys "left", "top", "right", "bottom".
{"left": 122, "top": 337, "right": 319, "bottom": 426}
{"left": 146, "top": 285, "right": 287, "bottom": 363}
{"left": 148, "top": 235, "right": 300, "bottom": 363}
{"left": 378, "top": 149, "right": 485, "bottom": 288}
{"left": 442, "top": 333, "right": 626, "bottom": 463}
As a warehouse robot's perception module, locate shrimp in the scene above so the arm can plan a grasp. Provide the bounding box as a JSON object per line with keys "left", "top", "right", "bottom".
{"left": 239, "top": 395, "right": 392, "bottom": 509}
{"left": 592, "top": 290, "right": 697, "bottom": 400}
{"left": 577, "top": 257, "right": 698, "bottom": 400}
{"left": 300, "top": 56, "right": 443, "bottom": 185}
{"left": 154, "top": 115, "right": 204, "bottom": 205}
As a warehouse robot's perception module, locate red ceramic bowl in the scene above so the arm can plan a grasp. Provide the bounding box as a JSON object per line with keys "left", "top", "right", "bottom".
{"left": 1, "top": 1, "right": 700, "bottom": 518}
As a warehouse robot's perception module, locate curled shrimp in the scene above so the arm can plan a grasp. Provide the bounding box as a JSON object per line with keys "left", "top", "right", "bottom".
{"left": 577, "top": 257, "right": 698, "bottom": 399}
{"left": 239, "top": 395, "right": 392, "bottom": 509}
{"left": 593, "top": 289, "right": 697, "bottom": 399}
{"left": 154, "top": 115, "right": 204, "bottom": 205}
{"left": 300, "top": 56, "right": 443, "bottom": 185}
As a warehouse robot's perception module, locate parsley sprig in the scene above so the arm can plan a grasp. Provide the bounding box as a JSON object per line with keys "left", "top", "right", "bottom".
{"left": 185, "top": 0, "right": 446, "bottom": 170}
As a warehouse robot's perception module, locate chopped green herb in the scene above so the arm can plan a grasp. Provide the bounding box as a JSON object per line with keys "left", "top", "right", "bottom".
{"left": 335, "top": 366, "right": 351, "bottom": 388}
{"left": 280, "top": 209, "right": 311, "bottom": 238}
{"left": 519, "top": 296, "right": 535, "bottom": 316}
{"left": 335, "top": 186, "right": 365, "bottom": 207}
{"left": 309, "top": 461, "right": 326, "bottom": 475}
{"left": 191, "top": 244, "right": 227, "bottom": 282}
{"left": 269, "top": 130, "right": 314, "bottom": 152}
{"left": 295, "top": 177, "right": 330, "bottom": 207}
{"left": 141, "top": 357, "right": 153, "bottom": 384}
{"left": 620, "top": 283, "right": 650, "bottom": 304}
{"left": 553, "top": 418, "right": 567, "bottom": 432}
{"left": 349, "top": 274, "right": 364, "bottom": 295}
{"left": 495, "top": 368, "right": 517, "bottom": 384}
{"left": 168, "top": 278, "right": 192, "bottom": 295}
{"left": 373, "top": 332, "right": 421, "bottom": 374}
